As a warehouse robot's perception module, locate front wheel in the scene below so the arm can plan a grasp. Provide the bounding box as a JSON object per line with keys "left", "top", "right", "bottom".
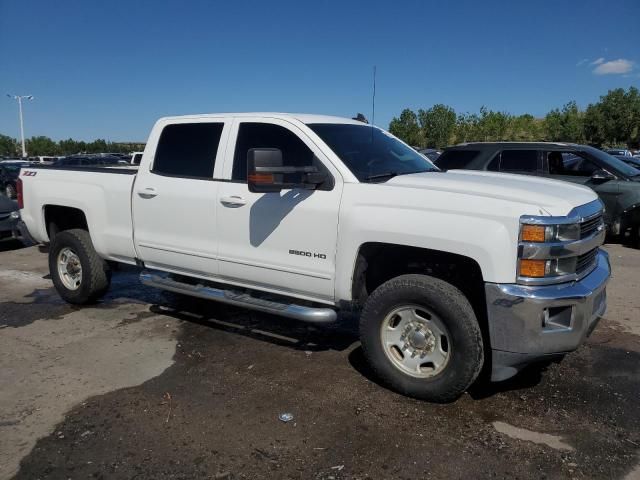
{"left": 359, "top": 274, "right": 484, "bottom": 403}
{"left": 49, "top": 229, "right": 111, "bottom": 304}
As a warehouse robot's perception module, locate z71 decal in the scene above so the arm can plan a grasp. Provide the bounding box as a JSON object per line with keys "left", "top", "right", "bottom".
{"left": 22, "top": 171, "right": 37, "bottom": 176}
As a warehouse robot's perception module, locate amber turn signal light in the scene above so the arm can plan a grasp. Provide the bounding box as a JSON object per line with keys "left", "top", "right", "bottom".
{"left": 519, "top": 259, "right": 547, "bottom": 278}
{"left": 521, "top": 224, "right": 546, "bottom": 242}
{"left": 248, "top": 173, "right": 274, "bottom": 184}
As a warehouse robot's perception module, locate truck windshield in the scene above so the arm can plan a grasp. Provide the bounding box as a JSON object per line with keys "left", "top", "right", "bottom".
{"left": 308, "top": 123, "right": 438, "bottom": 182}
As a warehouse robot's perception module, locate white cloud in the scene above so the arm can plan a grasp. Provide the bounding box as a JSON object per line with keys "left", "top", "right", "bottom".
{"left": 590, "top": 57, "right": 605, "bottom": 65}
{"left": 576, "top": 58, "right": 589, "bottom": 66}
{"left": 593, "top": 58, "right": 634, "bottom": 75}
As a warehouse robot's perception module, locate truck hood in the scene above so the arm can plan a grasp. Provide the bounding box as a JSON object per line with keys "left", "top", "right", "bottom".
{"left": 385, "top": 170, "right": 598, "bottom": 216}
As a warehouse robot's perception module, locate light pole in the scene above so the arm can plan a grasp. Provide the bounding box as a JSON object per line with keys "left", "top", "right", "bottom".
{"left": 6, "top": 94, "right": 34, "bottom": 158}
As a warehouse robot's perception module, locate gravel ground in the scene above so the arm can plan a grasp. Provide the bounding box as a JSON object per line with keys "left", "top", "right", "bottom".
{"left": 0, "top": 242, "right": 638, "bottom": 480}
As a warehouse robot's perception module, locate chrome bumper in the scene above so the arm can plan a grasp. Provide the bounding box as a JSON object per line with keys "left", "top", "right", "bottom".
{"left": 485, "top": 249, "right": 610, "bottom": 381}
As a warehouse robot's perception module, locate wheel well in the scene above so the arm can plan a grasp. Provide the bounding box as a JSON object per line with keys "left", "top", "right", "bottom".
{"left": 351, "top": 243, "right": 487, "bottom": 330}
{"left": 44, "top": 205, "right": 88, "bottom": 241}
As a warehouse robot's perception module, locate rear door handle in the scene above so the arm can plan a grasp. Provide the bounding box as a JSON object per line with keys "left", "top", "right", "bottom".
{"left": 137, "top": 187, "right": 158, "bottom": 199}
{"left": 220, "top": 195, "right": 246, "bottom": 207}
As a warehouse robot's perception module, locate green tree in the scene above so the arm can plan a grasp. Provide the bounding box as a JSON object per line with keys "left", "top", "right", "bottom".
{"left": 25, "top": 136, "right": 58, "bottom": 156}
{"left": 510, "top": 114, "right": 542, "bottom": 141}
{"left": 58, "top": 138, "right": 82, "bottom": 155}
{"left": 418, "top": 104, "right": 456, "bottom": 148}
{"left": 388, "top": 109, "right": 423, "bottom": 146}
{"left": 0, "top": 134, "right": 18, "bottom": 157}
{"left": 477, "top": 107, "right": 511, "bottom": 141}
{"left": 544, "top": 101, "right": 584, "bottom": 142}
{"left": 86, "top": 139, "right": 108, "bottom": 153}
{"left": 596, "top": 87, "right": 640, "bottom": 146}
{"left": 455, "top": 112, "right": 480, "bottom": 143}
{"left": 583, "top": 103, "right": 606, "bottom": 146}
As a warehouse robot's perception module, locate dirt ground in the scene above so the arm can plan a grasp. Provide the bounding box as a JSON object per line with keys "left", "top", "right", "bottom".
{"left": 0, "top": 241, "right": 638, "bottom": 480}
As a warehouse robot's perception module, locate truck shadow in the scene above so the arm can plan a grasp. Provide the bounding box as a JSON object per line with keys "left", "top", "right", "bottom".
{"left": 148, "top": 294, "right": 358, "bottom": 353}
{"left": 249, "top": 189, "right": 311, "bottom": 246}
{"left": 346, "top": 345, "right": 546, "bottom": 400}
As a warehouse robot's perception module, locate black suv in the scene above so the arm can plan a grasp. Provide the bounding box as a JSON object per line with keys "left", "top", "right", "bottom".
{"left": 435, "top": 143, "right": 640, "bottom": 242}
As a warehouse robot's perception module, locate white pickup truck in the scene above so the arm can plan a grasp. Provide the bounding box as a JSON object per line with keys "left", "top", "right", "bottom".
{"left": 18, "top": 113, "right": 610, "bottom": 402}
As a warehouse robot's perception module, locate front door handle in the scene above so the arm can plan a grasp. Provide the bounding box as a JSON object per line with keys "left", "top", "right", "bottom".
{"left": 220, "top": 195, "right": 246, "bottom": 207}
{"left": 137, "top": 187, "right": 158, "bottom": 199}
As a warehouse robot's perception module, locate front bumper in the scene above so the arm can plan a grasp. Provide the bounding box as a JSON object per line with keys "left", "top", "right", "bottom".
{"left": 485, "top": 249, "right": 610, "bottom": 381}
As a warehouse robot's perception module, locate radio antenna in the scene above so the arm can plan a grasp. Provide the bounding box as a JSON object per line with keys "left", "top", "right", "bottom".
{"left": 371, "top": 65, "right": 377, "bottom": 126}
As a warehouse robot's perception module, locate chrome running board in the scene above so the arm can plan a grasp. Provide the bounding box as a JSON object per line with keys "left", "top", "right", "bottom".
{"left": 140, "top": 271, "right": 337, "bottom": 324}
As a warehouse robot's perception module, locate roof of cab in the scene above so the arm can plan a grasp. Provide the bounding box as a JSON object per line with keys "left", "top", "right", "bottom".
{"left": 157, "top": 112, "right": 366, "bottom": 125}
{"left": 446, "top": 142, "right": 582, "bottom": 150}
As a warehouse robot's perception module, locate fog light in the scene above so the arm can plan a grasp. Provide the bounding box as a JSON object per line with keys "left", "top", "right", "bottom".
{"left": 10, "top": 211, "right": 20, "bottom": 220}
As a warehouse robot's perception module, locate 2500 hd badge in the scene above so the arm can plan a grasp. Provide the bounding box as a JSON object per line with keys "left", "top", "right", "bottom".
{"left": 289, "top": 249, "right": 326, "bottom": 259}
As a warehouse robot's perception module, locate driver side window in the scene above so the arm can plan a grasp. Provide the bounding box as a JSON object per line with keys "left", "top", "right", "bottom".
{"left": 232, "top": 123, "right": 315, "bottom": 181}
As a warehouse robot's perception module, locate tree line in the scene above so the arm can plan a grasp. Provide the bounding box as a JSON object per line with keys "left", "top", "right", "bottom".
{"left": 0, "top": 134, "right": 145, "bottom": 158}
{"left": 389, "top": 87, "right": 640, "bottom": 149}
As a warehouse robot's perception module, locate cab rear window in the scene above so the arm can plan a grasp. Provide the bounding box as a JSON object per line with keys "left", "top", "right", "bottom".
{"left": 436, "top": 150, "right": 481, "bottom": 170}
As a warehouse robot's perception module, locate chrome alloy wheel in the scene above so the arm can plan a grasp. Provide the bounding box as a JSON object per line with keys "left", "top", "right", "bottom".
{"left": 57, "top": 247, "right": 82, "bottom": 291}
{"left": 380, "top": 305, "right": 451, "bottom": 378}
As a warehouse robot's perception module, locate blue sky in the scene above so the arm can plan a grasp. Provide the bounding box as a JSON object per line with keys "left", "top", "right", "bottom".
{"left": 1, "top": 0, "right": 639, "bottom": 142}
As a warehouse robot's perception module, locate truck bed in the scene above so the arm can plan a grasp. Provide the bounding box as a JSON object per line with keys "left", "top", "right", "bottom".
{"left": 19, "top": 165, "right": 139, "bottom": 265}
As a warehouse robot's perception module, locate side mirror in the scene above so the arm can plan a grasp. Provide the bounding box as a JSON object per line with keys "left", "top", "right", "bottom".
{"left": 247, "top": 148, "right": 328, "bottom": 193}
{"left": 248, "top": 148, "right": 284, "bottom": 193}
{"left": 591, "top": 169, "right": 615, "bottom": 182}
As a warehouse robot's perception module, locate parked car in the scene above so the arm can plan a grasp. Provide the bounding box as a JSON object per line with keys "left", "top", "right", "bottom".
{"left": 19, "top": 114, "right": 609, "bottom": 402}
{"left": 615, "top": 155, "right": 640, "bottom": 169}
{"left": 606, "top": 148, "right": 632, "bottom": 157}
{"left": 0, "top": 160, "right": 30, "bottom": 198}
{"left": 436, "top": 142, "right": 640, "bottom": 242}
{"left": 52, "top": 155, "right": 130, "bottom": 167}
{"left": 0, "top": 195, "right": 20, "bottom": 241}
{"left": 417, "top": 148, "right": 442, "bottom": 162}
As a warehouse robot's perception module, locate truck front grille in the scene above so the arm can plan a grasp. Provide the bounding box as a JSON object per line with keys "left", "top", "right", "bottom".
{"left": 580, "top": 214, "right": 604, "bottom": 239}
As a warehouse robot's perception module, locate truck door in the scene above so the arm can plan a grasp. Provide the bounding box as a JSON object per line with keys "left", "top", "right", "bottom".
{"left": 133, "top": 120, "right": 230, "bottom": 276}
{"left": 215, "top": 118, "right": 342, "bottom": 303}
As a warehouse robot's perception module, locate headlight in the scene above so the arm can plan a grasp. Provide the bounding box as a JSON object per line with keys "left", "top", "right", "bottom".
{"left": 10, "top": 211, "right": 20, "bottom": 220}
{"left": 518, "top": 201, "right": 604, "bottom": 284}
{"left": 520, "top": 223, "right": 580, "bottom": 243}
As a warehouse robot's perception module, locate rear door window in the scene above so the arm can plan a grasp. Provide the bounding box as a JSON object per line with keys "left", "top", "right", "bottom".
{"left": 153, "top": 123, "right": 224, "bottom": 179}
{"left": 496, "top": 150, "right": 539, "bottom": 173}
{"left": 435, "top": 150, "right": 481, "bottom": 170}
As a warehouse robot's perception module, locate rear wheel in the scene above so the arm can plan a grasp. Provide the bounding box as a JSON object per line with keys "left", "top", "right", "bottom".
{"left": 49, "top": 229, "right": 111, "bottom": 304}
{"left": 359, "top": 274, "right": 484, "bottom": 403}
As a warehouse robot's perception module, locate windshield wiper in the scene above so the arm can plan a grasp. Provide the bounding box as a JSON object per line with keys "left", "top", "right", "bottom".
{"left": 363, "top": 169, "right": 433, "bottom": 183}
{"left": 363, "top": 171, "right": 399, "bottom": 182}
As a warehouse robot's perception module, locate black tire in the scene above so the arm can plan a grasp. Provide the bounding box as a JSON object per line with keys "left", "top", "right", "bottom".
{"left": 49, "top": 229, "right": 111, "bottom": 304}
{"left": 5, "top": 183, "right": 16, "bottom": 199}
{"left": 632, "top": 224, "right": 640, "bottom": 249}
{"left": 360, "top": 274, "right": 484, "bottom": 403}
